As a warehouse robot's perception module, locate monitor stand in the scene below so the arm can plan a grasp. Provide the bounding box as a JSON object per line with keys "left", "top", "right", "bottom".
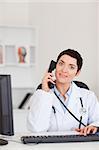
{"left": 0, "top": 138, "right": 8, "bottom": 145}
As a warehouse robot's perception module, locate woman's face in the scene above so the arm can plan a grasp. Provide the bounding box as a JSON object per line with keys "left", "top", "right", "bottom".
{"left": 55, "top": 54, "right": 80, "bottom": 84}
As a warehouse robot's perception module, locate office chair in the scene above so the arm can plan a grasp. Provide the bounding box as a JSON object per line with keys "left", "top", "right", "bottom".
{"left": 73, "top": 81, "right": 89, "bottom": 90}
{"left": 36, "top": 81, "right": 89, "bottom": 90}
{"left": 18, "top": 81, "right": 89, "bottom": 109}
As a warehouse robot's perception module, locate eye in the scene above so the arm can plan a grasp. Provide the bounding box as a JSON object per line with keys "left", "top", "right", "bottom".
{"left": 69, "top": 65, "right": 76, "bottom": 70}
{"left": 70, "top": 66, "right": 75, "bottom": 69}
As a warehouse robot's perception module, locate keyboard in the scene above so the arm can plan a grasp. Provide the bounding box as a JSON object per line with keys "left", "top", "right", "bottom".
{"left": 21, "top": 133, "right": 99, "bottom": 144}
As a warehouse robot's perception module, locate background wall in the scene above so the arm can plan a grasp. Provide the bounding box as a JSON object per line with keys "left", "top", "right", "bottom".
{"left": 0, "top": 1, "right": 99, "bottom": 107}
{"left": 97, "top": 2, "right": 99, "bottom": 95}
{"left": 29, "top": 2, "right": 98, "bottom": 92}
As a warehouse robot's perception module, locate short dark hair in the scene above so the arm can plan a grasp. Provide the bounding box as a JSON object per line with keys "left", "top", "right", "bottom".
{"left": 56, "top": 49, "right": 83, "bottom": 72}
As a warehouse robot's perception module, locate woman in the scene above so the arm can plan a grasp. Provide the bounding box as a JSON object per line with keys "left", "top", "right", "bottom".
{"left": 27, "top": 49, "right": 99, "bottom": 135}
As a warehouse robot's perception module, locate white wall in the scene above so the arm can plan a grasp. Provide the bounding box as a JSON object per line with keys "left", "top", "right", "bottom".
{"left": 29, "top": 2, "right": 98, "bottom": 93}
{"left": 0, "top": 2, "right": 29, "bottom": 25}
{"left": 0, "top": 1, "right": 99, "bottom": 107}
{"left": 0, "top": 0, "right": 97, "bottom": 3}
{"left": 97, "top": 1, "right": 99, "bottom": 95}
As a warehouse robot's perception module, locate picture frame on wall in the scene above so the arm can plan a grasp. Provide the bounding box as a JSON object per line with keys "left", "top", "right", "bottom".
{"left": 17, "top": 46, "right": 30, "bottom": 65}
{"left": 0, "top": 44, "right": 35, "bottom": 66}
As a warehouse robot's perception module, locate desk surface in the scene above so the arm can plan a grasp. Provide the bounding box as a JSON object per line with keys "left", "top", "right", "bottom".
{"left": 0, "top": 132, "right": 99, "bottom": 150}
{"left": 0, "top": 140, "right": 99, "bottom": 150}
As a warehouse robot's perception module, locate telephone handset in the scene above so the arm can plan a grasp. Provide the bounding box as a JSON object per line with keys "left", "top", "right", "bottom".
{"left": 48, "top": 60, "right": 56, "bottom": 89}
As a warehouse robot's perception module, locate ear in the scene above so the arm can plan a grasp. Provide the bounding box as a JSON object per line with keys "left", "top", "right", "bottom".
{"left": 76, "top": 70, "right": 81, "bottom": 77}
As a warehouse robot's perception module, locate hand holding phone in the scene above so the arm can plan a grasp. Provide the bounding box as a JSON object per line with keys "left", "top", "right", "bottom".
{"left": 42, "top": 60, "right": 56, "bottom": 91}
{"left": 48, "top": 60, "right": 56, "bottom": 89}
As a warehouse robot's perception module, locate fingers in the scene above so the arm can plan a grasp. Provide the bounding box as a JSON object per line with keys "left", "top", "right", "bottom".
{"left": 42, "top": 72, "right": 55, "bottom": 92}
{"left": 75, "top": 128, "right": 81, "bottom": 132}
{"left": 43, "top": 72, "right": 55, "bottom": 84}
{"left": 87, "top": 126, "right": 97, "bottom": 134}
{"left": 84, "top": 126, "right": 98, "bottom": 136}
{"left": 75, "top": 126, "right": 98, "bottom": 136}
{"left": 83, "top": 127, "right": 88, "bottom": 136}
{"left": 92, "top": 127, "right": 98, "bottom": 134}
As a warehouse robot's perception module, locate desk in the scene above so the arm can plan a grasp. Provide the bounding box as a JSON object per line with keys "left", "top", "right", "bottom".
{"left": 1, "top": 110, "right": 99, "bottom": 150}
{"left": 0, "top": 140, "right": 99, "bottom": 150}
{"left": 0, "top": 133, "right": 99, "bottom": 150}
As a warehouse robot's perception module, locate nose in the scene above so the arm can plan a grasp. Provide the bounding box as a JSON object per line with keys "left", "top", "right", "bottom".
{"left": 62, "top": 65, "right": 68, "bottom": 73}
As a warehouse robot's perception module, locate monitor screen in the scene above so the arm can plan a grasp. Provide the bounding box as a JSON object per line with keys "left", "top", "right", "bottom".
{"left": 0, "top": 75, "right": 14, "bottom": 136}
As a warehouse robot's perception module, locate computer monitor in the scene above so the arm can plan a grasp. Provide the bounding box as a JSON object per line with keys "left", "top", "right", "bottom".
{"left": 0, "top": 75, "right": 14, "bottom": 136}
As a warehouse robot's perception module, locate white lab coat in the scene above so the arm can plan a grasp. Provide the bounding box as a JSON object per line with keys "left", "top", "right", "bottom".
{"left": 27, "top": 82, "right": 99, "bottom": 132}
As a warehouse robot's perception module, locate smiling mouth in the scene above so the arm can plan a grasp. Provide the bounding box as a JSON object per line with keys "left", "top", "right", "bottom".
{"left": 59, "top": 74, "right": 68, "bottom": 78}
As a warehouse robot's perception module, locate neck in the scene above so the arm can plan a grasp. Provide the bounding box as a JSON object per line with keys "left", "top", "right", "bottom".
{"left": 55, "top": 82, "right": 71, "bottom": 97}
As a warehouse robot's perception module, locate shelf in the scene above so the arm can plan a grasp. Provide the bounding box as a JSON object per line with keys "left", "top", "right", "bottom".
{"left": 0, "top": 44, "right": 36, "bottom": 66}
{"left": 0, "top": 25, "right": 37, "bottom": 66}
{"left": 0, "top": 25, "right": 38, "bottom": 89}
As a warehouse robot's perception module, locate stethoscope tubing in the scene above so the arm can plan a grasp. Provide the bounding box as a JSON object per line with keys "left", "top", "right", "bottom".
{"left": 53, "top": 91, "right": 86, "bottom": 127}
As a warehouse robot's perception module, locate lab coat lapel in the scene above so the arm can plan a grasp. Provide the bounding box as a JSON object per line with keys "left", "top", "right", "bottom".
{"left": 67, "top": 82, "right": 82, "bottom": 112}
{"left": 51, "top": 92, "right": 64, "bottom": 115}
{"left": 71, "top": 82, "right": 82, "bottom": 99}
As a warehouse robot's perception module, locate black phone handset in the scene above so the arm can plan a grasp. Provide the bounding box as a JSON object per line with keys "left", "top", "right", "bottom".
{"left": 48, "top": 60, "right": 56, "bottom": 89}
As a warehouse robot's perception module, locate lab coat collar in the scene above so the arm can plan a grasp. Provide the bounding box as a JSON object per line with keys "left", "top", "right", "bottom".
{"left": 51, "top": 82, "right": 82, "bottom": 114}
{"left": 52, "top": 81, "right": 82, "bottom": 98}
{"left": 71, "top": 81, "right": 82, "bottom": 98}
{"left": 54, "top": 84, "right": 72, "bottom": 98}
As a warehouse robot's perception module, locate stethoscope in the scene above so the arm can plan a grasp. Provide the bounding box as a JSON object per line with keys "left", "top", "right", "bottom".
{"left": 52, "top": 91, "right": 86, "bottom": 129}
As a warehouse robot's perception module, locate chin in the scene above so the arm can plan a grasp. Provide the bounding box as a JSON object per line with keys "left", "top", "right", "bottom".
{"left": 57, "top": 80, "right": 68, "bottom": 84}
{"left": 58, "top": 77, "right": 72, "bottom": 84}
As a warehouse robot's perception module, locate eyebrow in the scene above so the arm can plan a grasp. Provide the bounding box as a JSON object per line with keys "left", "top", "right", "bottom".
{"left": 59, "top": 60, "right": 77, "bottom": 67}
{"left": 59, "top": 60, "right": 64, "bottom": 63}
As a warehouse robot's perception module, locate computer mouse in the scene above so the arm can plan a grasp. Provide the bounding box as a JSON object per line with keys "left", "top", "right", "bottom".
{"left": 0, "top": 138, "right": 8, "bottom": 145}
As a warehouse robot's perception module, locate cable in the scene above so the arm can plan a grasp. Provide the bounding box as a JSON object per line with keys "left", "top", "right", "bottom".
{"left": 54, "top": 91, "right": 86, "bottom": 127}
